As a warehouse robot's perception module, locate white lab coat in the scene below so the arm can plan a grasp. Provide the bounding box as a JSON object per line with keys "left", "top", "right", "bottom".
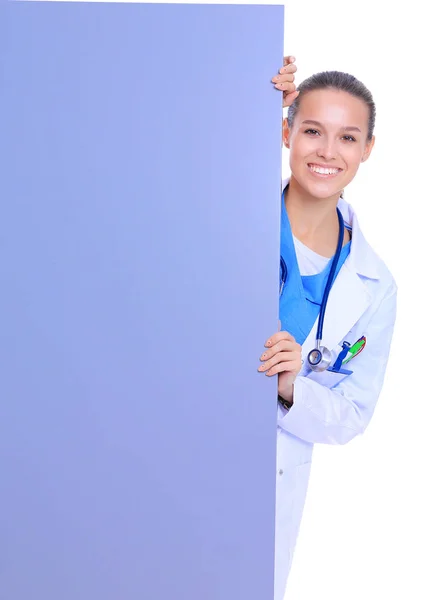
{"left": 274, "top": 179, "right": 397, "bottom": 600}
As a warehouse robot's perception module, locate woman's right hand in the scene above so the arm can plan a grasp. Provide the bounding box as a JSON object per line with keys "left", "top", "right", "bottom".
{"left": 272, "top": 56, "right": 298, "bottom": 108}
{"left": 258, "top": 328, "right": 303, "bottom": 405}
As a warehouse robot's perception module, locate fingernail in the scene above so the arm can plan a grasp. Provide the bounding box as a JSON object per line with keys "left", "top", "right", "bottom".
{"left": 261, "top": 353, "right": 267, "bottom": 360}
{"left": 279, "top": 68, "right": 285, "bottom": 74}
{"left": 266, "top": 341, "right": 272, "bottom": 347}
{"left": 258, "top": 365, "right": 265, "bottom": 372}
{"left": 272, "top": 76, "right": 278, "bottom": 82}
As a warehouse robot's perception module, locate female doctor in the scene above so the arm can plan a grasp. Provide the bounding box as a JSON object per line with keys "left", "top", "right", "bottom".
{"left": 263, "top": 58, "right": 397, "bottom": 600}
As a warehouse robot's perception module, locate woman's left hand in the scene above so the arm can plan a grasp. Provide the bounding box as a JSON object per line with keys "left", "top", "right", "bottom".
{"left": 258, "top": 330, "right": 302, "bottom": 405}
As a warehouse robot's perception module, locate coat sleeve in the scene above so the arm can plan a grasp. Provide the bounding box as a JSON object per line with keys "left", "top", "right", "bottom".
{"left": 277, "top": 281, "right": 397, "bottom": 445}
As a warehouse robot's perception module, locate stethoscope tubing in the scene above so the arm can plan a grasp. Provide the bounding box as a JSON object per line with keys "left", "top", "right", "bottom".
{"left": 279, "top": 207, "right": 345, "bottom": 345}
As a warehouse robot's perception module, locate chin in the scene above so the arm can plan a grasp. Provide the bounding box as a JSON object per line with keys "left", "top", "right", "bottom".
{"left": 304, "top": 181, "right": 342, "bottom": 200}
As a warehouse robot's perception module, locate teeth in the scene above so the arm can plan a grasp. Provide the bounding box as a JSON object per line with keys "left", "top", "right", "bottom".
{"left": 309, "top": 165, "right": 340, "bottom": 175}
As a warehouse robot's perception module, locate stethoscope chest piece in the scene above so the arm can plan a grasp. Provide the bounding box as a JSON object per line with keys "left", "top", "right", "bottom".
{"left": 308, "top": 342, "right": 332, "bottom": 372}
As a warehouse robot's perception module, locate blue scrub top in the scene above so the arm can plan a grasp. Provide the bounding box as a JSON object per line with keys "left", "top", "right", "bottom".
{"left": 279, "top": 191, "right": 351, "bottom": 346}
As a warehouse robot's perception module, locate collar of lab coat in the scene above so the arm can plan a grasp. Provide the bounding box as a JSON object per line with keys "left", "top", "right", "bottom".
{"left": 281, "top": 177, "right": 380, "bottom": 280}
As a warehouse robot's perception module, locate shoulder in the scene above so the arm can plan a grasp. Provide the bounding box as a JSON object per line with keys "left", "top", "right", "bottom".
{"left": 366, "top": 249, "right": 398, "bottom": 312}
{"left": 338, "top": 196, "right": 397, "bottom": 296}
{"left": 363, "top": 236, "right": 397, "bottom": 291}
{"left": 370, "top": 249, "right": 397, "bottom": 292}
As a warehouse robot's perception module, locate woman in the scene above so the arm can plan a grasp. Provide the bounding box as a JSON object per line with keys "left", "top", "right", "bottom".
{"left": 265, "top": 58, "right": 397, "bottom": 599}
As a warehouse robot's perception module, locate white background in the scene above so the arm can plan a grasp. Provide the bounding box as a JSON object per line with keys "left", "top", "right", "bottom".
{"left": 36, "top": 0, "right": 446, "bottom": 598}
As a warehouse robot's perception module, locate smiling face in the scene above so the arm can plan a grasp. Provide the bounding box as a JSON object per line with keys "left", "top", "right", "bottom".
{"left": 283, "top": 88, "right": 375, "bottom": 201}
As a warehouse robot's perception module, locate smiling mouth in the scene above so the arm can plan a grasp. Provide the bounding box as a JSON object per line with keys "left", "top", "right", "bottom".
{"left": 307, "top": 163, "right": 343, "bottom": 177}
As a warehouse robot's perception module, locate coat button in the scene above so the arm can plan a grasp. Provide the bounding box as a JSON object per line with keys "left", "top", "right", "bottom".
{"left": 278, "top": 469, "right": 284, "bottom": 475}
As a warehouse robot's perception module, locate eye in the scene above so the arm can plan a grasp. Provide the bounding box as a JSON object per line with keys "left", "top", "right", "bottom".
{"left": 304, "top": 128, "right": 320, "bottom": 136}
{"left": 342, "top": 135, "right": 357, "bottom": 142}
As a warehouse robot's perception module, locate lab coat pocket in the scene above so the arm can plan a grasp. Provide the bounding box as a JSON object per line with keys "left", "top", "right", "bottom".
{"left": 305, "top": 367, "right": 352, "bottom": 389}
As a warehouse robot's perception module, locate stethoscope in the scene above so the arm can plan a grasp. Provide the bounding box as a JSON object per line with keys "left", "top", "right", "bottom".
{"left": 279, "top": 207, "right": 345, "bottom": 372}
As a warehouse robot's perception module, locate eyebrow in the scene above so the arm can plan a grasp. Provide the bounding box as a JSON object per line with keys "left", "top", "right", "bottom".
{"left": 301, "top": 119, "right": 362, "bottom": 133}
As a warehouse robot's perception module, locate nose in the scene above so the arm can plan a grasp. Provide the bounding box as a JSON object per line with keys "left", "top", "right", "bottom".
{"left": 316, "top": 139, "right": 337, "bottom": 161}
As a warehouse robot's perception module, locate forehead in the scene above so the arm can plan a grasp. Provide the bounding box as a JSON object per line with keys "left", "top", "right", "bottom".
{"left": 297, "top": 89, "right": 369, "bottom": 128}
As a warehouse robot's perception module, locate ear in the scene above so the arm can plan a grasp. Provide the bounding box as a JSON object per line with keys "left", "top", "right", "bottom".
{"left": 361, "top": 135, "right": 375, "bottom": 163}
{"left": 282, "top": 118, "right": 291, "bottom": 149}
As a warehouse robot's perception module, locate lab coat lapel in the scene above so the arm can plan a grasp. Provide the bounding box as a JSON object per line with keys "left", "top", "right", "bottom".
{"left": 300, "top": 264, "right": 372, "bottom": 363}
{"left": 307, "top": 262, "right": 372, "bottom": 350}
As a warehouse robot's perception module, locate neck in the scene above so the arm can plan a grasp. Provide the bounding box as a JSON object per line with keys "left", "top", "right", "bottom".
{"left": 285, "top": 175, "right": 345, "bottom": 258}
